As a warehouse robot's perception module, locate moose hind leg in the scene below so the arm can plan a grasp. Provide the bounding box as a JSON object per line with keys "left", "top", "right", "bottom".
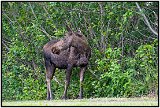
{"left": 45, "top": 60, "right": 55, "bottom": 100}
{"left": 78, "top": 66, "right": 86, "bottom": 99}
{"left": 62, "top": 64, "right": 73, "bottom": 100}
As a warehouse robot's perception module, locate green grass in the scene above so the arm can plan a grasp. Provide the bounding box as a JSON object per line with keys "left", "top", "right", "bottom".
{"left": 2, "top": 97, "right": 158, "bottom": 106}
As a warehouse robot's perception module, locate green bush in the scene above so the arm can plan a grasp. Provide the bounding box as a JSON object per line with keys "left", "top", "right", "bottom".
{"left": 91, "top": 45, "right": 158, "bottom": 98}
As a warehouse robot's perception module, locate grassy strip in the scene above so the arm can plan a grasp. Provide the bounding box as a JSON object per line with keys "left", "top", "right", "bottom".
{"left": 2, "top": 97, "right": 158, "bottom": 106}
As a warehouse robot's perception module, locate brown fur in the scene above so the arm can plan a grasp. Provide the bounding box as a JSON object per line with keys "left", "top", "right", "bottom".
{"left": 51, "top": 30, "right": 90, "bottom": 61}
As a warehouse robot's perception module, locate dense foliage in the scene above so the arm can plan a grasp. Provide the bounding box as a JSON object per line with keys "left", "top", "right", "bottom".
{"left": 2, "top": 2, "right": 158, "bottom": 101}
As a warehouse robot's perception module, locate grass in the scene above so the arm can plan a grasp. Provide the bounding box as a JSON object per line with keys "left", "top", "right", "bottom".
{"left": 2, "top": 97, "right": 158, "bottom": 106}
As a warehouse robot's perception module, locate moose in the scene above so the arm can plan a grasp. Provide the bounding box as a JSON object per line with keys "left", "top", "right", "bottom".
{"left": 43, "top": 25, "right": 91, "bottom": 100}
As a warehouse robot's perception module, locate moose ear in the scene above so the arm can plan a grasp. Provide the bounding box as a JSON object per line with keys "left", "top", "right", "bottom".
{"left": 66, "top": 25, "right": 72, "bottom": 33}
{"left": 68, "top": 32, "right": 72, "bottom": 36}
{"left": 65, "top": 21, "right": 73, "bottom": 33}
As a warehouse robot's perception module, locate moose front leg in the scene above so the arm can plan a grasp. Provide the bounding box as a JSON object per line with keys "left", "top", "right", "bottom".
{"left": 78, "top": 66, "right": 87, "bottom": 99}
{"left": 45, "top": 60, "right": 55, "bottom": 100}
{"left": 62, "top": 64, "right": 73, "bottom": 100}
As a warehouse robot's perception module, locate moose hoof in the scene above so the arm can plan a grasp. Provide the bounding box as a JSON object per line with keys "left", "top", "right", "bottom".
{"left": 47, "top": 98, "right": 50, "bottom": 100}
{"left": 77, "top": 95, "right": 83, "bottom": 99}
{"left": 61, "top": 96, "right": 67, "bottom": 100}
{"left": 47, "top": 97, "right": 53, "bottom": 100}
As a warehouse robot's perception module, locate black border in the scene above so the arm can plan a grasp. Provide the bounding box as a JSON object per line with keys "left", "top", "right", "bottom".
{"left": 1, "top": 0, "right": 159, "bottom": 107}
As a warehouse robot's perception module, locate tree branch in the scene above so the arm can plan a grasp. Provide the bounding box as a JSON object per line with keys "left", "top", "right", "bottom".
{"left": 99, "top": 2, "right": 105, "bottom": 51}
{"left": 53, "top": 76, "right": 63, "bottom": 86}
{"left": 37, "top": 26, "right": 57, "bottom": 40}
{"left": 29, "top": 2, "right": 38, "bottom": 21}
{"left": 135, "top": 2, "right": 158, "bottom": 36}
{"left": 2, "top": 40, "right": 9, "bottom": 51}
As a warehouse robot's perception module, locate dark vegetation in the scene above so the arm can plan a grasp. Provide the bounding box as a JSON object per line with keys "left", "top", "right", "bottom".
{"left": 2, "top": 2, "right": 158, "bottom": 101}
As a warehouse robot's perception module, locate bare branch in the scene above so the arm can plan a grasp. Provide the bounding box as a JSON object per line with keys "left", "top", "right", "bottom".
{"left": 135, "top": 2, "right": 158, "bottom": 36}
{"left": 53, "top": 76, "right": 63, "bottom": 86}
{"left": 29, "top": 2, "right": 38, "bottom": 20}
{"left": 2, "top": 40, "right": 9, "bottom": 51}
{"left": 37, "top": 26, "right": 57, "bottom": 40}
{"left": 88, "top": 68, "right": 100, "bottom": 80}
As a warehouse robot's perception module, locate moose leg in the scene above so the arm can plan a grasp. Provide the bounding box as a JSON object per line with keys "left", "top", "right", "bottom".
{"left": 78, "top": 66, "right": 87, "bottom": 99}
{"left": 45, "top": 60, "right": 55, "bottom": 100}
{"left": 62, "top": 64, "right": 73, "bottom": 100}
